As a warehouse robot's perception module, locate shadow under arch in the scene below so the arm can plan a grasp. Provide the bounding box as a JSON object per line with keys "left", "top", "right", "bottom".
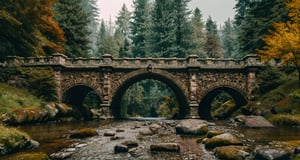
{"left": 110, "top": 71, "right": 189, "bottom": 119}
{"left": 62, "top": 84, "right": 101, "bottom": 120}
{"left": 198, "top": 87, "right": 248, "bottom": 120}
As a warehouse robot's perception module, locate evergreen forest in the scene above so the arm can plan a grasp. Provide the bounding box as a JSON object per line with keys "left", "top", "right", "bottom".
{"left": 0, "top": 0, "right": 299, "bottom": 119}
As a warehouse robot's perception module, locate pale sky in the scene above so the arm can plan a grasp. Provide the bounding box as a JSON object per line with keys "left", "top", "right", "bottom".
{"left": 97, "top": 0, "right": 236, "bottom": 26}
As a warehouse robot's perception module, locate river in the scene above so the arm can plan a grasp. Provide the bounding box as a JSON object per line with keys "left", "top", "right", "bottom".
{"left": 3, "top": 119, "right": 300, "bottom": 159}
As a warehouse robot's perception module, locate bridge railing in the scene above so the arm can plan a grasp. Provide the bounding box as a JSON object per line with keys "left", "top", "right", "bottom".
{"left": 6, "top": 53, "right": 263, "bottom": 69}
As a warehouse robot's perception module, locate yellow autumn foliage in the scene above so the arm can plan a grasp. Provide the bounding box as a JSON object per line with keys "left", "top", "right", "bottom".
{"left": 258, "top": 0, "right": 300, "bottom": 85}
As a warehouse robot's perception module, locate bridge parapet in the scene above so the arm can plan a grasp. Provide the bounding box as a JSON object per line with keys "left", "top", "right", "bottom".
{"left": 6, "top": 53, "right": 263, "bottom": 69}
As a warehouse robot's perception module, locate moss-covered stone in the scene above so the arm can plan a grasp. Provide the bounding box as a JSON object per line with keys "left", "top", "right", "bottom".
{"left": 3, "top": 152, "right": 50, "bottom": 160}
{"left": 205, "top": 133, "right": 242, "bottom": 149}
{"left": 214, "top": 146, "right": 250, "bottom": 160}
{"left": 212, "top": 100, "right": 237, "bottom": 119}
{"left": 0, "top": 125, "right": 36, "bottom": 156}
{"left": 55, "top": 103, "right": 72, "bottom": 117}
{"left": 176, "top": 119, "right": 208, "bottom": 135}
{"left": 70, "top": 128, "right": 98, "bottom": 139}
{"left": 207, "top": 130, "right": 225, "bottom": 138}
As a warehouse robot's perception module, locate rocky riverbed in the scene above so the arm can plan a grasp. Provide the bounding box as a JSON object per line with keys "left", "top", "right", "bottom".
{"left": 3, "top": 117, "right": 300, "bottom": 160}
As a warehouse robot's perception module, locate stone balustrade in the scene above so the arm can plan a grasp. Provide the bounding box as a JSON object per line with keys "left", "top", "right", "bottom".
{"left": 6, "top": 53, "right": 263, "bottom": 69}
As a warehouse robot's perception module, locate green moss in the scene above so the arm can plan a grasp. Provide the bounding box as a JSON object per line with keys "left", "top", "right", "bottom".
{"left": 268, "top": 114, "right": 300, "bottom": 126}
{"left": 0, "top": 83, "right": 45, "bottom": 115}
{"left": 2, "top": 152, "right": 50, "bottom": 160}
{"left": 70, "top": 128, "right": 99, "bottom": 139}
{"left": 0, "top": 124, "right": 32, "bottom": 156}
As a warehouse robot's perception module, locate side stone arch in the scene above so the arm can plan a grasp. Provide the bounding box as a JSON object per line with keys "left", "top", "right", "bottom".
{"left": 198, "top": 84, "right": 248, "bottom": 119}
{"left": 59, "top": 71, "right": 103, "bottom": 102}
{"left": 110, "top": 69, "right": 190, "bottom": 119}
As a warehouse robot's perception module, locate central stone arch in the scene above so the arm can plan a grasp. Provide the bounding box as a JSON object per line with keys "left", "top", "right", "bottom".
{"left": 198, "top": 85, "right": 248, "bottom": 119}
{"left": 110, "top": 69, "right": 189, "bottom": 119}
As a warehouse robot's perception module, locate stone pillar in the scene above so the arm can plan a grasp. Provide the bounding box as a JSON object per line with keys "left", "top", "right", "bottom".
{"left": 187, "top": 70, "right": 200, "bottom": 119}
{"left": 247, "top": 69, "right": 257, "bottom": 100}
{"left": 53, "top": 69, "right": 62, "bottom": 102}
{"left": 100, "top": 68, "right": 113, "bottom": 119}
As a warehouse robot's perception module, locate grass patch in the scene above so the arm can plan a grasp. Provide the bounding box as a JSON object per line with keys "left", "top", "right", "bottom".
{"left": 268, "top": 114, "right": 300, "bottom": 126}
{"left": 0, "top": 82, "right": 45, "bottom": 114}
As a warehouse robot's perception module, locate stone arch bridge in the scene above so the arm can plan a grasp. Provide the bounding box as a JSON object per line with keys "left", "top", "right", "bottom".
{"left": 6, "top": 54, "right": 263, "bottom": 119}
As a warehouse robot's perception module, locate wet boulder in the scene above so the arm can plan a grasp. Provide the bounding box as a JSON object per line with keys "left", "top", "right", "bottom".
{"left": 50, "top": 151, "right": 73, "bottom": 159}
{"left": 149, "top": 123, "right": 162, "bottom": 133}
{"left": 114, "top": 144, "right": 128, "bottom": 153}
{"left": 139, "top": 129, "right": 154, "bottom": 136}
{"left": 175, "top": 119, "right": 208, "bottom": 135}
{"left": 214, "top": 145, "right": 250, "bottom": 160}
{"left": 70, "top": 128, "right": 98, "bottom": 139}
{"left": 55, "top": 103, "right": 72, "bottom": 117}
{"left": 121, "top": 140, "right": 138, "bottom": 149}
{"left": 235, "top": 115, "right": 274, "bottom": 128}
{"left": 104, "top": 131, "right": 115, "bottom": 137}
{"left": 43, "top": 103, "right": 59, "bottom": 120}
{"left": 255, "top": 146, "right": 291, "bottom": 160}
{"left": 204, "top": 133, "right": 242, "bottom": 149}
{"left": 207, "top": 130, "right": 225, "bottom": 138}
{"left": 150, "top": 143, "right": 180, "bottom": 152}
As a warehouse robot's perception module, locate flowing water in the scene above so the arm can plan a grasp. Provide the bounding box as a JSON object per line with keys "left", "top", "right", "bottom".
{"left": 3, "top": 119, "right": 300, "bottom": 159}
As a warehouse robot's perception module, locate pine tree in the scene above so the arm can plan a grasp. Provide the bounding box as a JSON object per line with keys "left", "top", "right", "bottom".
{"left": 53, "top": 0, "right": 90, "bottom": 58}
{"left": 173, "top": 0, "right": 192, "bottom": 58}
{"left": 221, "top": 18, "right": 237, "bottom": 58}
{"left": 235, "top": 0, "right": 289, "bottom": 57}
{"left": 81, "top": 0, "right": 100, "bottom": 56}
{"left": 115, "top": 4, "right": 132, "bottom": 58}
{"left": 131, "top": 0, "right": 152, "bottom": 57}
{"left": 96, "top": 19, "right": 120, "bottom": 57}
{"left": 190, "top": 7, "right": 206, "bottom": 57}
{"left": 204, "top": 16, "right": 223, "bottom": 58}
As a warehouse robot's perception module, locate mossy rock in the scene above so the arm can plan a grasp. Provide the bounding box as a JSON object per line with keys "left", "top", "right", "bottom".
{"left": 176, "top": 119, "right": 208, "bottom": 135}
{"left": 9, "top": 108, "right": 28, "bottom": 124}
{"left": 207, "top": 130, "right": 225, "bottom": 138}
{"left": 205, "top": 133, "right": 242, "bottom": 149}
{"left": 55, "top": 103, "right": 72, "bottom": 117}
{"left": 70, "top": 128, "right": 98, "bottom": 139}
{"left": 214, "top": 146, "right": 250, "bottom": 160}
{"left": 3, "top": 152, "right": 50, "bottom": 160}
{"left": 212, "top": 100, "right": 237, "bottom": 119}
{"left": 43, "top": 103, "right": 58, "bottom": 120}
{"left": 0, "top": 125, "right": 33, "bottom": 156}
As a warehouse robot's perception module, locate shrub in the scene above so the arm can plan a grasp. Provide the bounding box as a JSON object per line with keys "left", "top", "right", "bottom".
{"left": 19, "top": 67, "right": 57, "bottom": 101}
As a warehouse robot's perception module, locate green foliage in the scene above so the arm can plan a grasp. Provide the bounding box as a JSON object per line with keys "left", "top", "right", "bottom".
{"left": 19, "top": 67, "right": 57, "bottom": 101}
{"left": 234, "top": 0, "right": 289, "bottom": 57}
{"left": 0, "top": 0, "right": 65, "bottom": 61}
{"left": 0, "top": 83, "right": 44, "bottom": 114}
{"left": 131, "top": 0, "right": 152, "bottom": 58}
{"left": 120, "top": 79, "right": 179, "bottom": 118}
{"left": 53, "top": 0, "right": 90, "bottom": 58}
{"left": 205, "top": 16, "right": 223, "bottom": 58}
{"left": 221, "top": 18, "right": 238, "bottom": 58}
{"left": 257, "top": 67, "right": 286, "bottom": 94}
{"left": 190, "top": 8, "right": 206, "bottom": 57}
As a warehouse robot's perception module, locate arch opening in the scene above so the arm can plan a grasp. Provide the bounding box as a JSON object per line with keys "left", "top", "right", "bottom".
{"left": 198, "top": 87, "right": 248, "bottom": 120}
{"left": 62, "top": 85, "right": 102, "bottom": 120}
{"left": 111, "top": 73, "right": 189, "bottom": 119}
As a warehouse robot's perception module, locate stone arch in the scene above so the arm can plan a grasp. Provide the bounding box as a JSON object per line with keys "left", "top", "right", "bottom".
{"left": 198, "top": 85, "right": 248, "bottom": 120}
{"left": 110, "top": 69, "right": 189, "bottom": 119}
{"left": 62, "top": 84, "right": 102, "bottom": 119}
